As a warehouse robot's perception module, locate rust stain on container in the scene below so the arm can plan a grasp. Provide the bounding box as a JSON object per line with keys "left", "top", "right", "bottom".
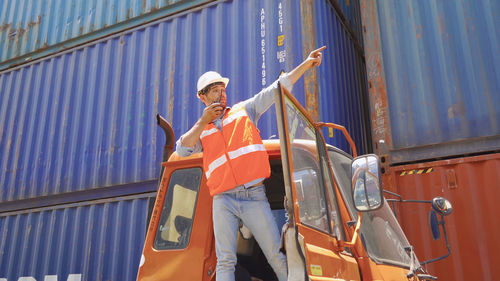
{"left": 438, "top": 15, "right": 444, "bottom": 34}
{"left": 150, "top": 0, "right": 160, "bottom": 12}
{"left": 18, "top": 27, "right": 26, "bottom": 36}
{"left": 27, "top": 16, "right": 41, "bottom": 29}
{"left": 446, "top": 169, "right": 457, "bottom": 189}
{"left": 300, "top": 0, "right": 319, "bottom": 121}
{"left": 360, "top": 0, "right": 392, "bottom": 158}
{"left": 0, "top": 22, "right": 12, "bottom": 31}
{"left": 15, "top": 27, "right": 25, "bottom": 57}
{"left": 167, "top": 44, "right": 176, "bottom": 124}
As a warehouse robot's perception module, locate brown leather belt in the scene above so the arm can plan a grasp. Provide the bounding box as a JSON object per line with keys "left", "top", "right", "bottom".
{"left": 246, "top": 181, "right": 264, "bottom": 189}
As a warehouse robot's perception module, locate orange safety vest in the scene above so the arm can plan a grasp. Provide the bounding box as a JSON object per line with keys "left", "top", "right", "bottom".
{"left": 200, "top": 103, "right": 270, "bottom": 196}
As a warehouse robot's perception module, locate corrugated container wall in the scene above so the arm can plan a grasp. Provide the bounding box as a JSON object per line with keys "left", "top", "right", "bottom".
{"left": 0, "top": 0, "right": 370, "bottom": 205}
{"left": 0, "top": 194, "right": 153, "bottom": 281}
{"left": 0, "top": 0, "right": 212, "bottom": 71}
{"left": 330, "top": 0, "right": 364, "bottom": 46}
{"left": 315, "top": 0, "right": 369, "bottom": 152}
{"left": 363, "top": 0, "right": 500, "bottom": 164}
{"left": 361, "top": 0, "right": 500, "bottom": 280}
{"left": 388, "top": 153, "right": 500, "bottom": 281}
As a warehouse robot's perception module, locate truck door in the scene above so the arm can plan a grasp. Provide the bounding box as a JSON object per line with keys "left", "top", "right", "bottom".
{"left": 137, "top": 159, "right": 216, "bottom": 281}
{"left": 274, "top": 85, "right": 361, "bottom": 280}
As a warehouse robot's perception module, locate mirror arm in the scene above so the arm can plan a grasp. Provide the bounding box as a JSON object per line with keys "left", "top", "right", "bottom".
{"left": 383, "top": 190, "right": 403, "bottom": 201}
{"left": 386, "top": 199, "right": 432, "bottom": 204}
{"left": 339, "top": 213, "right": 362, "bottom": 248}
{"left": 316, "top": 122, "right": 357, "bottom": 157}
{"left": 385, "top": 191, "right": 432, "bottom": 217}
{"left": 420, "top": 214, "right": 451, "bottom": 265}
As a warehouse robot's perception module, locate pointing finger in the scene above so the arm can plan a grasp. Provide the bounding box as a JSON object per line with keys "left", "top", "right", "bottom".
{"left": 312, "top": 46, "right": 327, "bottom": 55}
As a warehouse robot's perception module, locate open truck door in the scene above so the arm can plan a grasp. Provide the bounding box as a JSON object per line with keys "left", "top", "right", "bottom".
{"left": 137, "top": 121, "right": 217, "bottom": 281}
{"left": 274, "top": 85, "right": 361, "bottom": 280}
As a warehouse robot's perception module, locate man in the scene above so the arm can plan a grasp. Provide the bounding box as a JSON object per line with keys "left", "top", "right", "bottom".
{"left": 176, "top": 46, "right": 326, "bottom": 281}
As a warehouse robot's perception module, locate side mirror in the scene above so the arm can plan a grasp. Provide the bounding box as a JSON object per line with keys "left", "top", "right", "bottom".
{"left": 432, "top": 197, "right": 453, "bottom": 216}
{"left": 351, "top": 155, "right": 383, "bottom": 211}
{"left": 428, "top": 197, "right": 453, "bottom": 240}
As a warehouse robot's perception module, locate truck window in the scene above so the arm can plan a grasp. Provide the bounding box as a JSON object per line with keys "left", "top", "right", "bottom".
{"left": 327, "top": 148, "right": 358, "bottom": 217}
{"left": 285, "top": 97, "right": 342, "bottom": 235}
{"left": 293, "top": 163, "right": 329, "bottom": 233}
{"left": 328, "top": 148, "right": 419, "bottom": 269}
{"left": 154, "top": 167, "right": 202, "bottom": 250}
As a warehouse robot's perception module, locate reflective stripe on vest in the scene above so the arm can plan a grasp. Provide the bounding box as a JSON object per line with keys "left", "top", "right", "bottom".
{"left": 205, "top": 154, "right": 228, "bottom": 179}
{"left": 200, "top": 127, "right": 219, "bottom": 139}
{"left": 227, "top": 144, "right": 266, "bottom": 160}
{"left": 222, "top": 110, "right": 246, "bottom": 127}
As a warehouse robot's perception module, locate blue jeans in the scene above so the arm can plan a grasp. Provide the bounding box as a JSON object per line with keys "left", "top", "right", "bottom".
{"left": 213, "top": 185, "right": 287, "bottom": 281}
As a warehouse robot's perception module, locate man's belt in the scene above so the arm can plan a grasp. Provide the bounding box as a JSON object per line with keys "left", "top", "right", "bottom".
{"left": 246, "top": 181, "right": 264, "bottom": 189}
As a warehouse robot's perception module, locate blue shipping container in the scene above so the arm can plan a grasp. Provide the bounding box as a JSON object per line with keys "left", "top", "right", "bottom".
{"left": 0, "top": 194, "right": 153, "bottom": 281}
{"left": 330, "top": 0, "right": 364, "bottom": 45}
{"left": 362, "top": 0, "right": 500, "bottom": 163}
{"left": 315, "top": 0, "right": 369, "bottom": 154}
{"left": 0, "top": 0, "right": 213, "bottom": 70}
{"left": 0, "top": 0, "right": 369, "bottom": 202}
{"left": 0, "top": 0, "right": 364, "bottom": 75}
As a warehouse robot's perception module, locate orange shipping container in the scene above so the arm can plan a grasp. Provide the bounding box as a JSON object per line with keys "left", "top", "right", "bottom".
{"left": 383, "top": 153, "right": 500, "bottom": 280}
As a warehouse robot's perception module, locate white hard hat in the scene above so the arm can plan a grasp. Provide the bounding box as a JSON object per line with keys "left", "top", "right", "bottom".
{"left": 197, "top": 71, "right": 229, "bottom": 93}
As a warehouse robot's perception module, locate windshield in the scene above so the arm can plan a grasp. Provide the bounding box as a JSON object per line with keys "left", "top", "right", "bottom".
{"left": 327, "top": 148, "right": 419, "bottom": 268}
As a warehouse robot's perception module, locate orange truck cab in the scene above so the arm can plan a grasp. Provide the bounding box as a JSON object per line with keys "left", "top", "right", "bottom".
{"left": 137, "top": 85, "right": 452, "bottom": 281}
